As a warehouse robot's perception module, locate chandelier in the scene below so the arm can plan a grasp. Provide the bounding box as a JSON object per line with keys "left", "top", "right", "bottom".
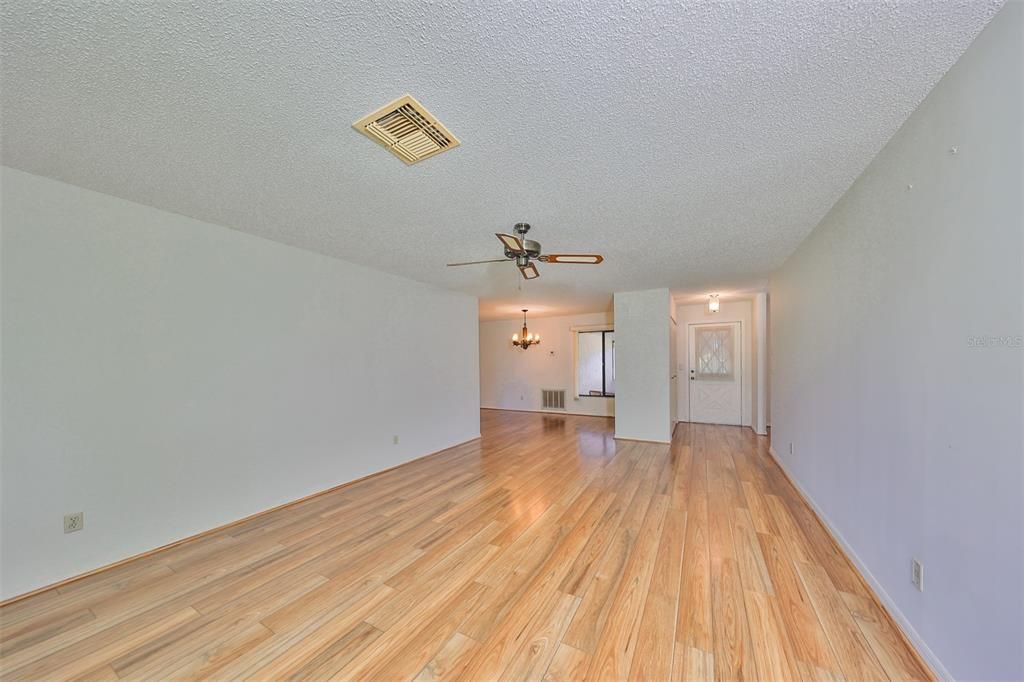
{"left": 512, "top": 309, "right": 540, "bottom": 350}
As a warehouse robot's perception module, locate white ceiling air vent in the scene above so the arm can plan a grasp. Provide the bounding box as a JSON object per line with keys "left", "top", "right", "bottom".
{"left": 352, "top": 94, "right": 460, "bottom": 165}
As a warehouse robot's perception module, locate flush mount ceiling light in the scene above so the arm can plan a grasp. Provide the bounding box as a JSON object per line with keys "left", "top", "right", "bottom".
{"left": 708, "top": 294, "right": 720, "bottom": 313}
{"left": 352, "top": 94, "right": 460, "bottom": 165}
{"left": 512, "top": 309, "right": 540, "bottom": 350}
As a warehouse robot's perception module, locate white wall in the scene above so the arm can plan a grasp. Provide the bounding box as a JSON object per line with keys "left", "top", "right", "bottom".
{"left": 769, "top": 5, "right": 1022, "bottom": 680}
{"left": 479, "top": 311, "right": 613, "bottom": 417}
{"left": 675, "top": 299, "right": 753, "bottom": 427}
{"left": 614, "top": 289, "right": 671, "bottom": 442}
{"left": 0, "top": 168, "right": 481, "bottom": 600}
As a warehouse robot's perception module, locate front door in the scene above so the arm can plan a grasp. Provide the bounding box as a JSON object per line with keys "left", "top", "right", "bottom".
{"left": 689, "top": 322, "right": 741, "bottom": 425}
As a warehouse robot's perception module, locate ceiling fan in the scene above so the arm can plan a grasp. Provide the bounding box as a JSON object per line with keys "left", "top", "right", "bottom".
{"left": 447, "top": 223, "right": 604, "bottom": 280}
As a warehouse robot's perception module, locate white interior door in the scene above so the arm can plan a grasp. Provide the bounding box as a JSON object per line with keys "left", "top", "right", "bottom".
{"left": 689, "top": 322, "right": 742, "bottom": 425}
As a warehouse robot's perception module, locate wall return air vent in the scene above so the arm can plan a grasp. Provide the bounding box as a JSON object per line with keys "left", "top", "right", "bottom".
{"left": 352, "top": 94, "right": 460, "bottom": 165}
{"left": 542, "top": 389, "right": 566, "bottom": 411}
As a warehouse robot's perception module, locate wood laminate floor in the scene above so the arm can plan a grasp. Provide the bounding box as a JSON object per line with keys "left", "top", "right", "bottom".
{"left": 0, "top": 410, "right": 932, "bottom": 681}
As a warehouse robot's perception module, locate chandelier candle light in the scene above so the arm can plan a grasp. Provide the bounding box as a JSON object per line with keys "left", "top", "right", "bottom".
{"left": 512, "top": 309, "right": 540, "bottom": 350}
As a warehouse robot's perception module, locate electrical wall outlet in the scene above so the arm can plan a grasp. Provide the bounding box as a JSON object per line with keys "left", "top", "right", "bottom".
{"left": 64, "top": 512, "right": 84, "bottom": 534}
{"left": 393, "top": 435, "right": 399, "bottom": 445}
{"left": 911, "top": 558, "right": 924, "bottom": 591}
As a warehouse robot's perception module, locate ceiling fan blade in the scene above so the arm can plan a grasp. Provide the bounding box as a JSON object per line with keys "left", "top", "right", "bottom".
{"left": 496, "top": 233, "right": 525, "bottom": 254}
{"left": 519, "top": 262, "right": 540, "bottom": 280}
{"left": 539, "top": 254, "right": 604, "bottom": 264}
{"left": 447, "top": 258, "right": 509, "bottom": 267}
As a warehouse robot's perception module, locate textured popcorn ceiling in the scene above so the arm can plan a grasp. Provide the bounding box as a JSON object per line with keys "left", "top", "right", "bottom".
{"left": 0, "top": 1, "right": 1001, "bottom": 320}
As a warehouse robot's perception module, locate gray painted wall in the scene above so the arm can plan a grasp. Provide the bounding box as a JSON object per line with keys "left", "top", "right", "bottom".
{"left": 769, "top": 5, "right": 1022, "bottom": 679}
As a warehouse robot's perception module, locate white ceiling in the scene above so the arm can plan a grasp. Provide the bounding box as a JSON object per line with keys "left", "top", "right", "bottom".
{"left": 1, "top": 1, "right": 1000, "bottom": 320}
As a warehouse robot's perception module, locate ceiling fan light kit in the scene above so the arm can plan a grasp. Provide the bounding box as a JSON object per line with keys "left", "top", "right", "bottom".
{"left": 512, "top": 309, "right": 540, "bottom": 350}
{"left": 447, "top": 222, "right": 604, "bottom": 281}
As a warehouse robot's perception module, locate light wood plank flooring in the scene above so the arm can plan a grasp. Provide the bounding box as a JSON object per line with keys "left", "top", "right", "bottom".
{"left": 0, "top": 410, "right": 932, "bottom": 680}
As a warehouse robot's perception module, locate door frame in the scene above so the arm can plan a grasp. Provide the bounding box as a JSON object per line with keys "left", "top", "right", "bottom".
{"left": 687, "top": 320, "right": 742, "bottom": 425}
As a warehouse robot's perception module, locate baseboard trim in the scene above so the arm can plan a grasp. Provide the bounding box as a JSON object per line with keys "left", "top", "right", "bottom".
{"left": 480, "top": 406, "right": 614, "bottom": 419}
{"left": 0, "top": 433, "right": 482, "bottom": 608}
{"left": 766, "top": 446, "right": 949, "bottom": 681}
